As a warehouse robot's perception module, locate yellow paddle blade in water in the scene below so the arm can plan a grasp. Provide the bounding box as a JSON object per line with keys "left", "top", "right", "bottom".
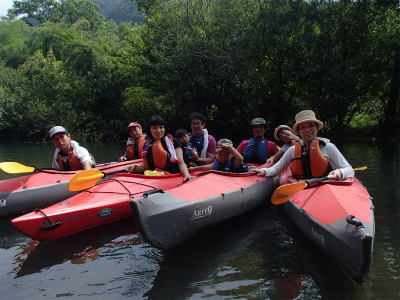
{"left": 68, "top": 169, "right": 105, "bottom": 191}
{"left": 0, "top": 162, "right": 35, "bottom": 174}
{"left": 271, "top": 181, "right": 309, "bottom": 205}
{"left": 354, "top": 166, "right": 367, "bottom": 171}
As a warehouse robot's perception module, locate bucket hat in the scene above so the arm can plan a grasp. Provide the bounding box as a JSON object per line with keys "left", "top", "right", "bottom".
{"left": 216, "top": 138, "right": 233, "bottom": 153}
{"left": 49, "top": 126, "right": 68, "bottom": 140}
{"left": 274, "top": 125, "right": 293, "bottom": 141}
{"left": 125, "top": 122, "right": 142, "bottom": 132}
{"left": 250, "top": 118, "right": 268, "bottom": 129}
{"left": 292, "top": 110, "right": 324, "bottom": 135}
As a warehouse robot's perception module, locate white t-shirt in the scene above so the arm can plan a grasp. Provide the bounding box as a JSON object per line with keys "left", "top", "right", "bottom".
{"left": 52, "top": 140, "right": 95, "bottom": 170}
{"left": 261, "top": 142, "right": 354, "bottom": 180}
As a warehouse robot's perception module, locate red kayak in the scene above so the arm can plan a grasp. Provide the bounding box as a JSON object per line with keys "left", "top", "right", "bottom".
{"left": 0, "top": 160, "right": 140, "bottom": 218}
{"left": 278, "top": 168, "right": 375, "bottom": 284}
{"left": 11, "top": 172, "right": 193, "bottom": 241}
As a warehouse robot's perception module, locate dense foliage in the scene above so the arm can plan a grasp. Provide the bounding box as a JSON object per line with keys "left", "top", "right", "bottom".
{"left": 0, "top": 0, "right": 398, "bottom": 143}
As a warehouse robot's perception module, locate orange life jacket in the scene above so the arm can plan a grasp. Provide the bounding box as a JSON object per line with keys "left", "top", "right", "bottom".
{"left": 290, "top": 140, "right": 333, "bottom": 179}
{"left": 57, "top": 151, "right": 84, "bottom": 171}
{"left": 126, "top": 136, "right": 146, "bottom": 159}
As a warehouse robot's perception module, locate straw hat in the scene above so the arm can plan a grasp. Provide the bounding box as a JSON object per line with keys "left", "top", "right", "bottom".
{"left": 274, "top": 125, "right": 292, "bottom": 141}
{"left": 292, "top": 110, "right": 324, "bottom": 135}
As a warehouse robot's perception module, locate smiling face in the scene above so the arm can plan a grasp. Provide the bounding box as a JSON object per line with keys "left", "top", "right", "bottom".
{"left": 216, "top": 150, "right": 232, "bottom": 163}
{"left": 251, "top": 125, "right": 267, "bottom": 140}
{"left": 190, "top": 118, "right": 205, "bottom": 137}
{"left": 278, "top": 129, "right": 293, "bottom": 143}
{"left": 150, "top": 125, "right": 165, "bottom": 141}
{"left": 128, "top": 126, "right": 143, "bottom": 140}
{"left": 52, "top": 133, "right": 72, "bottom": 153}
{"left": 298, "top": 121, "right": 318, "bottom": 144}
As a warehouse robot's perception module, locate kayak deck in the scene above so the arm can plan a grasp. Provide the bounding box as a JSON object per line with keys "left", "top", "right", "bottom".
{"left": 279, "top": 168, "right": 375, "bottom": 284}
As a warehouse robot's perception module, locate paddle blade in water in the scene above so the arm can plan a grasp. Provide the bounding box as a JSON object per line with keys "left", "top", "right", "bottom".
{"left": 271, "top": 181, "right": 309, "bottom": 205}
{"left": 354, "top": 166, "right": 367, "bottom": 171}
{"left": 0, "top": 162, "right": 35, "bottom": 174}
{"left": 68, "top": 169, "right": 105, "bottom": 191}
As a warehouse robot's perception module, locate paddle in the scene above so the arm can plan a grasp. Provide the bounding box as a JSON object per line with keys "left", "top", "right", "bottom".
{"left": 68, "top": 169, "right": 128, "bottom": 191}
{"left": 354, "top": 166, "right": 367, "bottom": 171}
{"left": 271, "top": 175, "right": 333, "bottom": 205}
{"left": 271, "top": 166, "right": 368, "bottom": 205}
{"left": 0, "top": 162, "right": 53, "bottom": 174}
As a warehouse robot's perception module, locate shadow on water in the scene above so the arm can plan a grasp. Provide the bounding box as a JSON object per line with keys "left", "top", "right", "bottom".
{"left": 10, "top": 217, "right": 142, "bottom": 278}
{"left": 142, "top": 204, "right": 312, "bottom": 299}
{"left": 144, "top": 203, "right": 370, "bottom": 300}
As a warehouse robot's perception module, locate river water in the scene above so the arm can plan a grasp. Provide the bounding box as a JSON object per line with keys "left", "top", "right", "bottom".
{"left": 0, "top": 140, "right": 399, "bottom": 300}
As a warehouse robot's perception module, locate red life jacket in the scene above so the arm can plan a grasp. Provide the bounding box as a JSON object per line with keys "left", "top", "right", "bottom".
{"left": 290, "top": 140, "right": 333, "bottom": 179}
{"left": 126, "top": 136, "right": 146, "bottom": 159}
{"left": 57, "top": 151, "right": 84, "bottom": 171}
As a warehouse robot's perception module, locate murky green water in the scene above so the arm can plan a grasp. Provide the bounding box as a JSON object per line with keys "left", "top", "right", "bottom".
{"left": 0, "top": 140, "right": 399, "bottom": 299}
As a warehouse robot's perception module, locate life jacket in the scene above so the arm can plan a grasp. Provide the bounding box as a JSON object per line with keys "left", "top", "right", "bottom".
{"left": 212, "top": 159, "right": 250, "bottom": 173}
{"left": 57, "top": 151, "right": 84, "bottom": 171}
{"left": 181, "top": 142, "right": 198, "bottom": 165}
{"left": 212, "top": 159, "right": 234, "bottom": 172}
{"left": 144, "top": 136, "right": 178, "bottom": 173}
{"left": 242, "top": 138, "right": 270, "bottom": 165}
{"left": 290, "top": 140, "right": 334, "bottom": 179}
{"left": 126, "top": 136, "right": 146, "bottom": 159}
{"left": 189, "top": 135, "right": 205, "bottom": 157}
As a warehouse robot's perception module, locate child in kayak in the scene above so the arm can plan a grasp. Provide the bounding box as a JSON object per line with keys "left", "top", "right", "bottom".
{"left": 175, "top": 129, "right": 199, "bottom": 167}
{"left": 189, "top": 139, "right": 249, "bottom": 173}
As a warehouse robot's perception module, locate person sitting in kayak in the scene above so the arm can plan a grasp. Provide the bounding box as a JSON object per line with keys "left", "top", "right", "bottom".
{"left": 254, "top": 110, "right": 354, "bottom": 181}
{"left": 127, "top": 115, "right": 193, "bottom": 181}
{"left": 175, "top": 128, "right": 199, "bottom": 167}
{"left": 189, "top": 139, "right": 249, "bottom": 173}
{"left": 50, "top": 126, "right": 96, "bottom": 171}
{"left": 267, "top": 125, "right": 299, "bottom": 163}
{"left": 188, "top": 112, "right": 217, "bottom": 166}
{"left": 236, "top": 118, "right": 279, "bottom": 168}
{"left": 118, "top": 122, "right": 146, "bottom": 161}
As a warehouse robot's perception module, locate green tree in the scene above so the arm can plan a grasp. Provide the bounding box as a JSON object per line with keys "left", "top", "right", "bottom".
{"left": 8, "top": 0, "right": 105, "bottom": 31}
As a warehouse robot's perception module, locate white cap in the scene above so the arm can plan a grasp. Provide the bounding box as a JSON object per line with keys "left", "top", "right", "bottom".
{"left": 49, "top": 126, "right": 68, "bottom": 139}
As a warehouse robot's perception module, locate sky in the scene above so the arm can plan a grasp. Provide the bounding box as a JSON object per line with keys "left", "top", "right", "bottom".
{"left": 0, "top": 0, "right": 14, "bottom": 17}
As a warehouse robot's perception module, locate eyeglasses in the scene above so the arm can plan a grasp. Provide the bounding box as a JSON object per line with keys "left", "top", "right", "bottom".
{"left": 191, "top": 122, "right": 203, "bottom": 127}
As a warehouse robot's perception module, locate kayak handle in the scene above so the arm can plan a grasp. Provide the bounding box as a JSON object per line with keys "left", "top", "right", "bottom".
{"left": 35, "top": 209, "right": 62, "bottom": 231}
{"left": 143, "top": 188, "right": 164, "bottom": 198}
{"left": 346, "top": 215, "right": 364, "bottom": 229}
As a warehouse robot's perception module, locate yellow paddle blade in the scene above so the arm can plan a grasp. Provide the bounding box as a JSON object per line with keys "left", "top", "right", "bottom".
{"left": 0, "top": 162, "right": 35, "bottom": 174}
{"left": 354, "top": 166, "right": 367, "bottom": 171}
{"left": 144, "top": 170, "right": 163, "bottom": 176}
{"left": 271, "top": 181, "right": 308, "bottom": 205}
{"left": 68, "top": 169, "right": 105, "bottom": 191}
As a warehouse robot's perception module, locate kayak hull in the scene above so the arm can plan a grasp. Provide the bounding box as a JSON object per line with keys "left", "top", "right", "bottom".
{"left": 131, "top": 168, "right": 279, "bottom": 249}
{"left": 0, "top": 160, "right": 139, "bottom": 218}
{"left": 280, "top": 168, "right": 375, "bottom": 284}
{"left": 11, "top": 172, "right": 185, "bottom": 241}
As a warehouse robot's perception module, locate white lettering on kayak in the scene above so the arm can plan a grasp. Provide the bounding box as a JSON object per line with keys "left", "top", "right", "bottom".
{"left": 190, "top": 206, "right": 213, "bottom": 220}
{"left": 311, "top": 227, "right": 325, "bottom": 245}
{"left": 0, "top": 199, "right": 6, "bottom": 207}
